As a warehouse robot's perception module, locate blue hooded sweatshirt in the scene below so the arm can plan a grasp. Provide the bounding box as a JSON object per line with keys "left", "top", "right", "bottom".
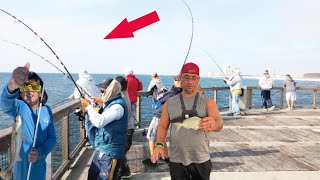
{"left": 0, "top": 84, "right": 57, "bottom": 180}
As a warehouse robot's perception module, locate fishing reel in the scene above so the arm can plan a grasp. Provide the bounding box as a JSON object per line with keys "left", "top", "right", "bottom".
{"left": 93, "top": 98, "right": 104, "bottom": 114}
{"left": 74, "top": 108, "right": 86, "bottom": 121}
{"left": 141, "top": 129, "right": 147, "bottom": 137}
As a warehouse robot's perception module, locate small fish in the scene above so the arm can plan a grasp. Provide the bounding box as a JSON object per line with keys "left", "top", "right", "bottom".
{"left": 0, "top": 115, "right": 23, "bottom": 180}
{"left": 175, "top": 116, "right": 202, "bottom": 131}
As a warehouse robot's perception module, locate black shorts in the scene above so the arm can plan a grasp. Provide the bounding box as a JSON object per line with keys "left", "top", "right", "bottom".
{"left": 169, "top": 160, "right": 211, "bottom": 180}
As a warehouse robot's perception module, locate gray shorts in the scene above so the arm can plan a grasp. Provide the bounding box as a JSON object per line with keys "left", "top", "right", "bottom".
{"left": 146, "top": 116, "right": 160, "bottom": 141}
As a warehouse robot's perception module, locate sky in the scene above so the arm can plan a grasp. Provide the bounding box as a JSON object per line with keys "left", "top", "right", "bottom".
{"left": 0, "top": 0, "right": 319, "bottom": 76}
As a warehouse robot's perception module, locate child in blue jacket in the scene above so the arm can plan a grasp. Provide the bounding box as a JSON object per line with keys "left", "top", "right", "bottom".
{"left": 0, "top": 63, "right": 56, "bottom": 180}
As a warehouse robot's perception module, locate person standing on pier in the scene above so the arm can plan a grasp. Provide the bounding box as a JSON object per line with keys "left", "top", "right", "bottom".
{"left": 283, "top": 74, "right": 297, "bottom": 110}
{"left": 152, "top": 62, "right": 223, "bottom": 180}
{"left": 81, "top": 79, "right": 128, "bottom": 180}
{"left": 147, "top": 72, "right": 167, "bottom": 109}
{"left": 0, "top": 63, "right": 57, "bottom": 180}
{"left": 143, "top": 75, "right": 182, "bottom": 166}
{"left": 115, "top": 76, "right": 134, "bottom": 179}
{"left": 224, "top": 67, "right": 242, "bottom": 116}
{"left": 125, "top": 68, "right": 143, "bottom": 126}
{"left": 69, "top": 70, "right": 101, "bottom": 148}
{"left": 259, "top": 69, "right": 275, "bottom": 111}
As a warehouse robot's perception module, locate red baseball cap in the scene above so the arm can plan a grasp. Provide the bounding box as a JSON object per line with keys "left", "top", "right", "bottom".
{"left": 181, "top": 62, "right": 199, "bottom": 76}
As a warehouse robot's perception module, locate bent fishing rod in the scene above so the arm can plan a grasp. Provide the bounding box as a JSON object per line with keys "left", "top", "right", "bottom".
{"left": 180, "top": 0, "right": 194, "bottom": 68}
{"left": 0, "top": 8, "right": 85, "bottom": 99}
{"left": 201, "top": 49, "right": 228, "bottom": 79}
{"left": 1, "top": 39, "right": 91, "bottom": 98}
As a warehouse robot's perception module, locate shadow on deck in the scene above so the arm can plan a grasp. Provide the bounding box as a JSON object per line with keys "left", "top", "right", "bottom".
{"left": 62, "top": 108, "right": 320, "bottom": 179}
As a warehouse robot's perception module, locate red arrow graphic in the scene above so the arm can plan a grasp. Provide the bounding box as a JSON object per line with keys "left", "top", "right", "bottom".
{"left": 104, "top": 11, "right": 160, "bottom": 39}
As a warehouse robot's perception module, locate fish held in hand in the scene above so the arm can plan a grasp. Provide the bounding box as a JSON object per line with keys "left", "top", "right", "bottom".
{"left": 0, "top": 115, "right": 24, "bottom": 180}
{"left": 175, "top": 116, "right": 201, "bottom": 131}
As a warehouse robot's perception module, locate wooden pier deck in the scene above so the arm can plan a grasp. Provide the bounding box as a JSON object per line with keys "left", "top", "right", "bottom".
{"left": 62, "top": 108, "right": 320, "bottom": 179}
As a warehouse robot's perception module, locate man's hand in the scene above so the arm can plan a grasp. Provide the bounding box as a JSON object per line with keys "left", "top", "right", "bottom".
{"left": 151, "top": 146, "right": 165, "bottom": 163}
{"left": 198, "top": 117, "right": 216, "bottom": 131}
{"left": 80, "top": 98, "right": 91, "bottom": 112}
{"left": 28, "top": 148, "right": 39, "bottom": 163}
{"left": 8, "top": 63, "right": 30, "bottom": 93}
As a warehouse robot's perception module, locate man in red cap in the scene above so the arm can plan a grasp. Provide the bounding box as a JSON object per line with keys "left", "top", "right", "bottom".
{"left": 152, "top": 62, "right": 223, "bottom": 180}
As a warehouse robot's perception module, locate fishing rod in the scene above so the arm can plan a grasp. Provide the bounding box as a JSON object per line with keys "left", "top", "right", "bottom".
{"left": 1, "top": 40, "right": 66, "bottom": 76}
{"left": 271, "top": 90, "right": 281, "bottom": 96}
{"left": 26, "top": 85, "right": 45, "bottom": 180}
{"left": 0, "top": 9, "right": 85, "bottom": 99}
{"left": 1, "top": 39, "right": 91, "bottom": 98}
{"left": 201, "top": 49, "right": 228, "bottom": 79}
{"left": 180, "top": 0, "right": 194, "bottom": 68}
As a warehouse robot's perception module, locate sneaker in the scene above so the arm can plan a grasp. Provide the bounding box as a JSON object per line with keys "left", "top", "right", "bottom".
{"left": 227, "top": 112, "right": 234, "bottom": 116}
{"left": 120, "top": 171, "right": 132, "bottom": 179}
{"left": 262, "top": 108, "right": 268, "bottom": 110}
{"left": 268, "top": 106, "right": 275, "bottom": 111}
{"left": 87, "top": 145, "right": 94, "bottom": 149}
{"left": 142, "top": 158, "right": 157, "bottom": 167}
{"left": 119, "top": 166, "right": 132, "bottom": 179}
{"left": 233, "top": 114, "right": 241, "bottom": 117}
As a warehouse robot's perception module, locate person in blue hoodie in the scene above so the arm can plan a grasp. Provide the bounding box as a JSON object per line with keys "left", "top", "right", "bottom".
{"left": 142, "top": 75, "right": 182, "bottom": 166}
{"left": 0, "top": 63, "right": 57, "bottom": 180}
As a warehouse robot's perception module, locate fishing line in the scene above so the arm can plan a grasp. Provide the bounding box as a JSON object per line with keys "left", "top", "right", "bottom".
{"left": 180, "top": 0, "right": 194, "bottom": 68}
{"left": 200, "top": 48, "right": 228, "bottom": 79}
{"left": 1, "top": 39, "right": 91, "bottom": 98}
{"left": 271, "top": 90, "right": 281, "bottom": 96}
{"left": 0, "top": 9, "right": 85, "bottom": 98}
{"left": 1, "top": 40, "right": 66, "bottom": 77}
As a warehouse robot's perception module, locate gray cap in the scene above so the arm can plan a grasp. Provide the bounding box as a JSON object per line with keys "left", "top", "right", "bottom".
{"left": 98, "top": 78, "right": 113, "bottom": 89}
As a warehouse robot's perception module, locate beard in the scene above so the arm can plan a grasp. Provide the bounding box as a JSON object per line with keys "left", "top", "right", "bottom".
{"left": 184, "top": 88, "right": 194, "bottom": 94}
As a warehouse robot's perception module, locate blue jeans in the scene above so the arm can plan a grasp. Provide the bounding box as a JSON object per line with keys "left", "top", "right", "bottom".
{"left": 85, "top": 115, "right": 96, "bottom": 146}
{"left": 88, "top": 151, "right": 123, "bottom": 180}
{"left": 261, "top": 90, "right": 273, "bottom": 109}
{"left": 232, "top": 93, "right": 241, "bottom": 115}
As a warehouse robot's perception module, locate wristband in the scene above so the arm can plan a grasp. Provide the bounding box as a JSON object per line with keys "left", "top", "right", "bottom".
{"left": 155, "top": 143, "right": 164, "bottom": 149}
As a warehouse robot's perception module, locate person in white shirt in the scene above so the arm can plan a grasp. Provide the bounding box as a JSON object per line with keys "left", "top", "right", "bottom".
{"left": 259, "top": 70, "right": 275, "bottom": 110}
{"left": 225, "top": 68, "right": 242, "bottom": 116}
{"left": 69, "top": 70, "right": 101, "bottom": 147}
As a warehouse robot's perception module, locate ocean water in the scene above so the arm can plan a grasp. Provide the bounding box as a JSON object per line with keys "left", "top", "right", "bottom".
{"left": 1, "top": 72, "right": 320, "bottom": 130}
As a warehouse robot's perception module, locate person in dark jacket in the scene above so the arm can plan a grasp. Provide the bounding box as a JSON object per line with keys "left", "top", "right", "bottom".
{"left": 142, "top": 75, "right": 182, "bottom": 166}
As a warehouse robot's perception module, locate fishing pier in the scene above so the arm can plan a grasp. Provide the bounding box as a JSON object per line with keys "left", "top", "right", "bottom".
{"left": 1, "top": 86, "right": 320, "bottom": 179}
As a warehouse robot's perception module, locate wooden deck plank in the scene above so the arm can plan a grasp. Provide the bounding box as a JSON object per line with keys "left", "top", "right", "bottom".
{"left": 62, "top": 109, "right": 320, "bottom": 178}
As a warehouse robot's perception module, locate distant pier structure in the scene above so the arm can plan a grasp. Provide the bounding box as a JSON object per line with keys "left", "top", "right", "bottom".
{"left": 304, "top": 73, "right": 320, "bottom": 79}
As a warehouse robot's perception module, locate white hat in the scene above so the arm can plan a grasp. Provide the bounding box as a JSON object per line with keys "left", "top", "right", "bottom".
{"left": 124, "top": 68, "right": 133, "bottom": 76}
{"left": 151, "top": 72, "right": 158, "bottom": 77}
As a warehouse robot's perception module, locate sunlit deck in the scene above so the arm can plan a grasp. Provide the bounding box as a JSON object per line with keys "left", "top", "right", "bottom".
{"left": 62, "top": 108, "right": 320, "bottom": 180}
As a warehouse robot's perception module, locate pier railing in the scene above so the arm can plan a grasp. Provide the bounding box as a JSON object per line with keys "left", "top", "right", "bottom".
{"left": 0, "top": 85, "right": 319, "bottom": 179}
{"left": 136, "top": 86, "right": 320, "bottom": 127}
